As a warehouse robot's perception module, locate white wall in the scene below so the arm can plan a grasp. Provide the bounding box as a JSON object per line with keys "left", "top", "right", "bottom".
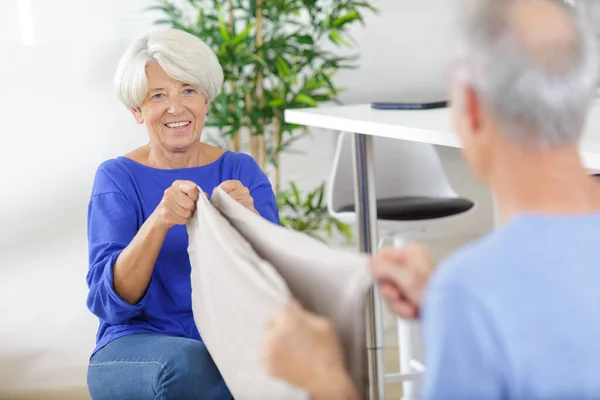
{"left": 0, "top": 1, "right": 161, "bottom": 394}
{"left": 0, "top": 0, "right": 492, "bottom": 396}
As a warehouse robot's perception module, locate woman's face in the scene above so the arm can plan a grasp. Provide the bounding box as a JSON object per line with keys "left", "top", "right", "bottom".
{"left": 130, "top": 61, "right": 210, "bottom": 153}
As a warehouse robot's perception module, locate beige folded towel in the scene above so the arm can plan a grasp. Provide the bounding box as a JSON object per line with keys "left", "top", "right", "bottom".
{"left": 187, "top": 187, "right": 371, "bottom": 399}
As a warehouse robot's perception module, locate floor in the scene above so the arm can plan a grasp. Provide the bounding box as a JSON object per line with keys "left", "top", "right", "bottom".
{"left": 0, "top": 388, "right": 90, "bottom": 400}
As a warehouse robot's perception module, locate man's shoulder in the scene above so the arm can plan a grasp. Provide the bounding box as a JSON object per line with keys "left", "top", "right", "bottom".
{"left": 429, "top": 221, "right": 528, "bottom": 293}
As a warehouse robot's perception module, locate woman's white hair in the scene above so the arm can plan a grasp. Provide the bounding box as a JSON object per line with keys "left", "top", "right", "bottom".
{"left": 114, "top": 28, "right": 224, "bottom": 109}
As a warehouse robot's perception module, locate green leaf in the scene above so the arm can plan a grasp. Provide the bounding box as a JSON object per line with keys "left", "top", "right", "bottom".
{"left": 283, "top": 198, "right": 297, "bottom": 213}
{"left": 305, "top": 191, "right": 316, "bottom": 209}
{"left": 321, "top": 14, "right": 331, "bottom": 30}
{"left": 232, "top": 23, "right": 254, "bottom": 46}
{"left": 276, "top": 130, "right": 309, "bottom": 154}
{"left": 154, "top": 19, "right": 175, "bottom": 25}
{"left": 310, "top": 94, "right": 333, "bottom": 102}
{"left": 320, "top": 73, "right": 337, "bottom": 93}
{"left": 280, "top": 216, "right": 291, "bottom": 227}
{"left": 328, "top": 31, "right": 352, "bottom": 47}
{"left": 332, "top": 10, "right": 361, "bottom": 28}
{"left": 295, "top": 35, "right": 314, "bottom": 44}
{"left": 291, "top": 182, "right": 301, "bottom": 205}
{"left": 351, "top": 1, "right": 378, "bottom": 13}
{"left": 294, "top": 93, "right": 318, "bottom": 107}
{"left": 326, "top": 220, "right": 333, "bottom": 236}
{"left": 245, "top": 53, "right": 269, "bottom": 69}
{"left": 335, "top": 220, "right": 354, "bottom": 240}
{"left": 218, "top": 94, "right": 229, "bottom": 122}
{"left": 195, "top": 6, "right": 208, "bottom": 29}
{"left": 316, "top": 183, "right": 325, "bottom": 207}
{"left": 218, "top": 10, "right": 231, "bottom": 41}
{"left": 233, "top": 93, "right": 245, "bottom": 122}
{"left": 274, "top": 56, "right": 291, "bottom": 77}
{"left": 144, "top": 5, "right": 173, "bottom": 13}
{"left": 268, "top": 98, "right": 285, "bottom": 107}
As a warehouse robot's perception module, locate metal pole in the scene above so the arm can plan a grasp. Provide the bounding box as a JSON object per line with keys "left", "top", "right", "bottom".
{"left": 351, "top": 133, "right": 385, "bottom": 400}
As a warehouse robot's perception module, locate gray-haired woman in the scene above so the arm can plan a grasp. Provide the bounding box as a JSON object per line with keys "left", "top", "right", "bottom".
{"left": 85, "top": 28, "right": 279, "bottom": 399}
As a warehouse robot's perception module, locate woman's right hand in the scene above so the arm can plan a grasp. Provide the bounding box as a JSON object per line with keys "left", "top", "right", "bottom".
{"left": 153, "top": 180, "right": 200, "bottom": 230}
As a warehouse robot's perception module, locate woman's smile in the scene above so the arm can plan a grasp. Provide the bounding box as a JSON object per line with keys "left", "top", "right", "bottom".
{"left": 163, "top": 120, "right": 192, "bottom": 134}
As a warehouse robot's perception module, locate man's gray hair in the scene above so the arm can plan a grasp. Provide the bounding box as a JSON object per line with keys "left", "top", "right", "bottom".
{"left": 452, "top": 0, "right": 600, "bottom": 148}
{"left": 114, "top": 28, "right": 224, "bottom": 109}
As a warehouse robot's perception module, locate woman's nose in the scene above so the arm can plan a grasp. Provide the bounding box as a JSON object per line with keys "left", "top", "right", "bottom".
{"left": 167, "top": 97, "right": 185, "bottom": 114}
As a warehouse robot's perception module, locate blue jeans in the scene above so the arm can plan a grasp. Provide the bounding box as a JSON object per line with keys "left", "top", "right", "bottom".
{"left": 87, "top": 333, "right": 232, "bottom": 400}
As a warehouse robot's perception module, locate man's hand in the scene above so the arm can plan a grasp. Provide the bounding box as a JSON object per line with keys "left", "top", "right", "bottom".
{"left": 216, "top": 180, "right": 257, "bottom": 213}
{"left": 370, "top": 244, "right": 435, "bottom": 319}
{"left": 262, "top": 302, "right": 358, "bottom": 399}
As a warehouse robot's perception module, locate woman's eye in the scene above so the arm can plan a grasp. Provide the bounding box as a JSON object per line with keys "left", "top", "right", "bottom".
{"left": 151, "top": 93, "right": 165, "bottom": 100}
{"left": 183, "top": 88, "right": 196, "bottom": 95}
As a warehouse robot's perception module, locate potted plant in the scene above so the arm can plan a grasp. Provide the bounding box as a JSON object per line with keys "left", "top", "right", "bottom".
{"left": 149, "top": 0, "right": 375, "bottom": 243}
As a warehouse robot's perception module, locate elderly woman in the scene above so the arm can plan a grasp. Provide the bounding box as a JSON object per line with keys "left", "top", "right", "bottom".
{"left": 85, "top": 28, "right": 279, "bottom": 399}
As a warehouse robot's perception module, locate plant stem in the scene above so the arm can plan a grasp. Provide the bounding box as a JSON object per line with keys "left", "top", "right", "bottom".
{"left": 273, "top": 115, "right": 281, "bottom": 193}
{"left": 257, "top": 136, "right": 266, "bottom": 169}
{"left": 244, "top": 89, "right": 256, "bottom": 158}
{"left": 256, "top": 0, "right": 266, "bottom": 170}
{"left": 229, "top": 94, "right": 240, "bottom": 152}
{"left": 249, "top": 135, "right": 259, "bottom": 159}
{"left": 227, "top": 0, "right": 240, "bottom": 152}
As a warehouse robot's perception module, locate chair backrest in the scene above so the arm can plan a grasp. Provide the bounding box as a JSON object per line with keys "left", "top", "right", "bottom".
{"left": 328, "top": 132, "right": 458, "bottom": 214}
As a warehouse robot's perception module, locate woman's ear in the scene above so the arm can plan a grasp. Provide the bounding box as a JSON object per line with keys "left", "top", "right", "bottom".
{"left": 204, "top": 100, "right": 210, "bottom": 115}
{"left": 129, "top": 107, "right": 144, "bottom": 124}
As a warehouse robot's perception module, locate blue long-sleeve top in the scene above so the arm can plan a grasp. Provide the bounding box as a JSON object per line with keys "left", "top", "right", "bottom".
{"left": 86, "top": 151, "right": 280, "bottom": 356}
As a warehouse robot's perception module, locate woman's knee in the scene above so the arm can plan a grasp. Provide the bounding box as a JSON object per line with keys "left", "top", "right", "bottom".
{"left": 158, "top": 338, "right": 231, "bottom": 400}
{"left": 87, "top": 359, "right": 162, "bottom": 400}
{"left": 87, "top": 334, "right": 230, "bottom": 400}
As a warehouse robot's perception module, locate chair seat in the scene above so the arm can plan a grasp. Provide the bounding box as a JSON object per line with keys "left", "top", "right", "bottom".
{"left": 338, "top": 196, "right": 474, "bottom": 221}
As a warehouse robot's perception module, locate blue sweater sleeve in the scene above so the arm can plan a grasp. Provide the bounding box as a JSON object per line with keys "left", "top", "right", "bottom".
{"left": 422, "top": 276, "right": 507, "bottom": 400}
{"left": 237, "top": 154, "right": 280, "bottom": 225}
{"left": 86, "top": 167, "right": 149, "bottom": 325}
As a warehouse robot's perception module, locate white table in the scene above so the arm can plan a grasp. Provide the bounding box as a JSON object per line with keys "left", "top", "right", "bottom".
{"left": 285, "top": 102, "right": 600, "bottom": 169}
{"left": 284, "top": 102, "right": 600, "bottom": 400}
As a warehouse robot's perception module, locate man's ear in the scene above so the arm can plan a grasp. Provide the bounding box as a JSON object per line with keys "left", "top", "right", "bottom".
{"left": 463, "top": 85, "right": 482, "bottom": 135}
{"left": 129, "top": 107, "right": 144, "bottom": 124}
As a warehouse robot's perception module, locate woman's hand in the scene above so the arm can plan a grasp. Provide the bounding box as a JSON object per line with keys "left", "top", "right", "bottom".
{"left": 217, "top": 180, "right": 257, "bottom": 213}
{"left": 370, "top": 244, "right": 435, "bottom": 319}
{"left": 262, "top": 302, "right": 358, "bottom": 399}
{"left": 153, "top": 180, "right": 200, "bottom": 230}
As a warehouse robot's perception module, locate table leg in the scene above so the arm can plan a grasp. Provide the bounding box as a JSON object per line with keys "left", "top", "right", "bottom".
{"left": 351, "top": 133, "right": 385, "bottom": 400}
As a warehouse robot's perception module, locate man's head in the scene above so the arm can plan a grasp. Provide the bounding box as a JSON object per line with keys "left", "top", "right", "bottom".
{"left": 450, "top": 0, "right": 599, "bottom": 180}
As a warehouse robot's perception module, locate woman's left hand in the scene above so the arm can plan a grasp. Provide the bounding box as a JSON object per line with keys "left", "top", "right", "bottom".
{"left": 217, "top": 180, "right": 257, "bottom": 213}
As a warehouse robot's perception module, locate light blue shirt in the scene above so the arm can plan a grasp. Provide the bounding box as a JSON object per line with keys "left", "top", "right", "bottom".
{"left": 422, "top": 212, "right": 600, "bottom": 400}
